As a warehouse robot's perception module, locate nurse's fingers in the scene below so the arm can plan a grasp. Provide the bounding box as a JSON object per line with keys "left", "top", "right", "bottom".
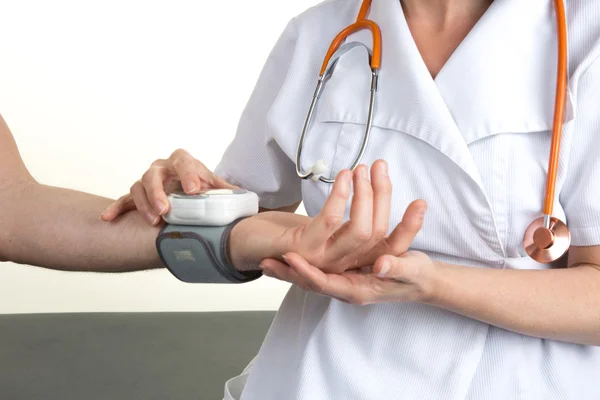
{"left": 286, "top": 253, "right": 387, "bottom": 304}
{"left": 259, "top": 258, "right": 313, "bottom": 291}
{"left": 168, "top": 150, "right": 237, "bottom": 194}
{"left": 283, "top": 252, "right": 372, "bottom": 301}
{"left": 100, "top": 194, "right": 136, "bottom": 222}
{"left": 141, "top": 165, "right": 170, "bottom": 215}
{"left": 288, "top": 253, "right": 415, "bottom": 305}
{"left": 387, "top": 200, "right": 427, "bottom": 254}
{"left": 281, "top": 253, "right": 339, "bottom": 295}
{"left": 130, "top": 180, "right": 161, "bottom": 225}
{"left": 169, "top": 150, "right": 203, "bottom": 194}
{"left": 191, "top": 158, "right": 237, "bottom": 191}
{"left": 303, "top": 170, "right": 352, "bottom": 248}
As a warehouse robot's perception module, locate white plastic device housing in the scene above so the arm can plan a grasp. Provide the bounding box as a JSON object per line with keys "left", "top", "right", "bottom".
{"left": 163, "top": 189, "right": 259, "bottom": 226}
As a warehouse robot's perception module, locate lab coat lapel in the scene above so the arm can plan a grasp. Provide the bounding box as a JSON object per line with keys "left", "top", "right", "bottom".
{"left": 318, "top": 0, "right": 571, "bottom": 193}
{"left": 319, "top": 0, "right": 486, "bottom": 188}
{"left": 434, "top": 0, "right": 573, "bottom": 144}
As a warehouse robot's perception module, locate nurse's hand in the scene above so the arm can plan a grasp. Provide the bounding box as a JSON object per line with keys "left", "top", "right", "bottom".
{"left": 100, "top": 149, "right": 236, "bottom": 225}
{"left": 267, "top": 248, "right": 437, "bottom": 305}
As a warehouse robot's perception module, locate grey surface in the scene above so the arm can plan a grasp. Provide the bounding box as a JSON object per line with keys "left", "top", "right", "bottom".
{"left": 0, "top": 312, "right": 275, "bottom": 400}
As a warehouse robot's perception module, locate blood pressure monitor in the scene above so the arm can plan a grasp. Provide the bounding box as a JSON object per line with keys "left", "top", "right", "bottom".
{"left": 163, "top": 188, "right": 259, "bottom": 226}
{"left": 157, "top": 188, "right": 262, "bottom": 284}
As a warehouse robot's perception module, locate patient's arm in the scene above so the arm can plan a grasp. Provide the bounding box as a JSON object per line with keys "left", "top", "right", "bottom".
{"left": 0, "top": 114, "right": 301, "bottom": 274}
{"left": 0, "top": 113, "right": 387, "bottom": 276}
{"left": 0, "top": 114, "right": 163, "bottom": 271}
{"left": 1, "top": 183, "right": 164, "bottom": 271}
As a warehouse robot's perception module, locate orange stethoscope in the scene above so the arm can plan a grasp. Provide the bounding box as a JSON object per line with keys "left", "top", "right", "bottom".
{"left": 296, "top": 0, "right": 570, "bottom": 263}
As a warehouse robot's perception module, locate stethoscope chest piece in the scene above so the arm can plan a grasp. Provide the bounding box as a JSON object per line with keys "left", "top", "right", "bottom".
{"left": 523, "top": 216, "right": 571, "bottom": 263}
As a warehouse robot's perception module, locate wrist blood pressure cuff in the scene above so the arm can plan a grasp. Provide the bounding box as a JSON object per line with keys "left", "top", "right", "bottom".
{"left": 156, "top": 221, "right": 262, "bottom": 284}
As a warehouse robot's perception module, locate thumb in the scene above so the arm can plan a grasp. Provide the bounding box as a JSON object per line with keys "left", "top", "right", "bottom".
{"left": 100, "top": 195, "right": 135, "bottom": 222}
{"left": 372, "top": 252, "right": 422, "bottom": 282}
{"left": 387, "top": 199, "right": 426, "bottom": 254}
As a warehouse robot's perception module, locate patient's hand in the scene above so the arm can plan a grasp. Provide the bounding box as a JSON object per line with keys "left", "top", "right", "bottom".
{"left": 229, "top": 160, "right": 426, "bottom": 276}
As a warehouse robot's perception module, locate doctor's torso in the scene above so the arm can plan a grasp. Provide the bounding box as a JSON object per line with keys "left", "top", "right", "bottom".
{"left": 217, "top": 0, "right": 600, "bottom": 399}
{"left": 229, "top": 0, "right": 593, "bottom": 266}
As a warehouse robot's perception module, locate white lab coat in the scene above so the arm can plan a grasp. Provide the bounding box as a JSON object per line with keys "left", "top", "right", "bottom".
{"left": 215, "top": 0, "right": 600, "bottom": 398}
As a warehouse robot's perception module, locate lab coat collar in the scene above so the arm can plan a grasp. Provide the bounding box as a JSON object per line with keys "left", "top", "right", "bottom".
{"left": 316, "top": 0, "right": 573, "bottom": 187}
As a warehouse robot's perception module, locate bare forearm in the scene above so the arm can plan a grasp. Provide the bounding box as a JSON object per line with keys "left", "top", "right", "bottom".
{"left": 0, "top": 182, "right": 164, "bottom": 272}
{"left": 429, "top": 262, "right": 600, "bottom": 345}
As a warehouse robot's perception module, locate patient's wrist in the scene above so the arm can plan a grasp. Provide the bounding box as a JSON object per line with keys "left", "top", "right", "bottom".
{"left": 228, "top": 218, "right": 256, "bottom": 272}
{"left": 227, "top": 217, "right": 282, "bottom": 272}
{"left": 227, "top": 213, "right": 308, "bottom": 272}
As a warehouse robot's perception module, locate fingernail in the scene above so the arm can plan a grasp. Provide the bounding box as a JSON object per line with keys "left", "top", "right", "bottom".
{"left": 155, "top": 201, "right": 167, "bottom": 214}
{"left": 381, "top": 162, "right": 389, "bottom": 177}
{"left": 281, "top": 255, "right": 289, "bottom": 263}
{"left": 99, "top": 207, "right": 111, "bottom": 221}
{"left": 146, "top": 212, "right": 159, "bottom": 225}
{"left": 343, "top": 171, "right": 352, "bottom": 182}
{"left": 378, "top": 261, "right": 390, "bottom": 278}
{"left": 358, "top": 166, "right": 368, "bottom": 180}
{"left": 185, "top": 183, "right": 198, "bottom": 193}
{"left": 418, "top": 206, "right": 427, "bottom": 218}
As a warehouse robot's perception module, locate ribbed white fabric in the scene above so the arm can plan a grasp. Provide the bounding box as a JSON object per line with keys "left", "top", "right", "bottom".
{"left": 215, "top": 0, "right": 600, "bottom": 398}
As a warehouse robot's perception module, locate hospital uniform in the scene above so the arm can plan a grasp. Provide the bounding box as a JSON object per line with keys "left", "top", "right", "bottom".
{"left": 215, "top": 0, "right": 600, "bottom": 398}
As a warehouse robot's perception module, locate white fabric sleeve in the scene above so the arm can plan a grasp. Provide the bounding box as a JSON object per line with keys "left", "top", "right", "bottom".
{"left": 559, "top": 55, "right": 600, "bottom": 246}
{"left": 214, "top": 20, "right": 302, "bottom": 209}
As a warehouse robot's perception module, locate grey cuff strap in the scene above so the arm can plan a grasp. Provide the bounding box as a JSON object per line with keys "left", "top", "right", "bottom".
{"left": 156, "top": 220, "right": 262, "bottom": 284}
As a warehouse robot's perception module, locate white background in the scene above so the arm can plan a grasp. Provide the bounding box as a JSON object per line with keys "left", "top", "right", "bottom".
{"left": 0, "top": 0, "right": 318, "bottom": 313}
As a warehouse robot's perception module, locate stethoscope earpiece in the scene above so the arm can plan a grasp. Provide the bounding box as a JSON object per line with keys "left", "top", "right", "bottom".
{"left": 523, "top": 216, "right": 571, "bottom": 263}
